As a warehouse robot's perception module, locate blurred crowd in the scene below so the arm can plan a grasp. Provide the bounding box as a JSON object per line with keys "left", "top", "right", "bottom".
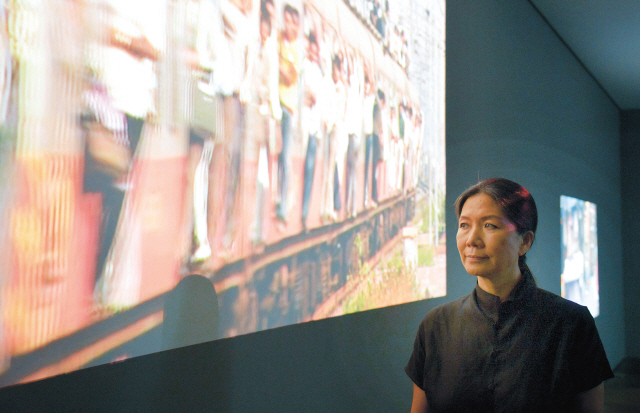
{"left": 0, "top": 0, "right": 424, "bottom": 373}
{"left": 345, "top": 0, "right": 410, "bottom": 70}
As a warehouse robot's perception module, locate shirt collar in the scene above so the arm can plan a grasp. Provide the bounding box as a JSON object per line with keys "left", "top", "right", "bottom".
{"left": 473, "top": 267, "right": 536, "bottom": 318}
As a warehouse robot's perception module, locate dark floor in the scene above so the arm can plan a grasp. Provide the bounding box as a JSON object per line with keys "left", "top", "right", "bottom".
{"left": 605, "top": 357, "right": 640, "bottom": 413}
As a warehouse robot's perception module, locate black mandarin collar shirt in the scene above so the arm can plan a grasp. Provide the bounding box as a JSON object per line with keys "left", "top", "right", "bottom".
{"left": 474, "top": 269, "right": 533, "bottom": 325}
{"left": 406, "top": 269, "right": 614, "bottom": 413}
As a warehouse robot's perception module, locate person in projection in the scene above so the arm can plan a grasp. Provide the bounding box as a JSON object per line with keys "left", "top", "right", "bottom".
{"left": 413, "top": 110, "right": 423, "bottom": 189}
{"left": 400, "top": 28, "right": 409, "bottom": 70}
{"left": 407, "top": 178, "right": 613, "bottom": 412}
{"left": 260, "top": 0, "right": 279, "bottom": 203}
{"left": 321, "top": 55, "right": 345, "bottom": 222}
{"left": 275, "top": 4, "right": 301, "bottom": 224}
{"left": 561, "top": 208, "right": 585, "bottom": 304}
{"left": 262, "top": 0, "right": 276, "bottom": 33}
{"left": 403, "top": 104, "right": 415, "bottom": 191}
{"left": 334, "top": 50, "right": 349, "bottom": 218}
{"left": 388, "top": 104, "right": 398, "bottom": 195}
{"left": 371, "top": 89, "right": 386, "bottom": 205}
{"left": 381, "top": 87, "right": 391, "bottom": 199}
{"left": 181, "top": 0, "right": 224, "bottom": 265}
{"left": 214, "top": 0, "right": 253, "bottom": 252}
{"left": 373, "top": 89, "right": 391, "bottom": 200}
{"left": 410, "top": 106, "right": 419, "bottom": 189}
{"left": 7, "top": 0, "right": 90, "bottom": 350}
{"left": 397, "top": 99, "right": 406, "bottom": 193}
{"left": 241, "top": 7, "right": 281, "bottom": 245}
{"left": 299, "top": 31, "right": 323, "bottom": 231}
{"left": 87, "top": 0, "right": 161, "bottom": 298}
{"left": 344, "top": 51, "right": 363, "bottom": 218}
{"left": 0, "top": 1, "right": 12, "bottom": 373}
{"left": 318, "top": 20, "right": 334, "bottom": 84}
{"left": 362, "top": 69, "right": 377, "bottom": 209}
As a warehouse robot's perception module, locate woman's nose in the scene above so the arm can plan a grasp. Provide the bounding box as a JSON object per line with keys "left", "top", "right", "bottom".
{"left": 466, "top": 225, "right": 483, "bottom": 246}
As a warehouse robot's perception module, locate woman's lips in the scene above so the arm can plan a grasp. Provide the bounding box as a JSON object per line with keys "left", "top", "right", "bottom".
{"left": 466, "top": 255, "right": 488, "bottom": 262}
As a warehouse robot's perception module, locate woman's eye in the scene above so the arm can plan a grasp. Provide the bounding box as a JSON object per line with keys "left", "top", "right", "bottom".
{"left": 484, "top": 223, "right": 497, "bottom": 229}
{"left": 459, "top": 222, "right": 468, "bottom": 229}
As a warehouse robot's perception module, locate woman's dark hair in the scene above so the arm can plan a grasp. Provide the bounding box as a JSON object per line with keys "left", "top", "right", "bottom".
{"left": 454, "top": 178, "right": 537, "bottom": 271}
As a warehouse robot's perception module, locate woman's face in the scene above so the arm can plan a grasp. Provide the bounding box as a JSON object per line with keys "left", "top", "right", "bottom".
{"left": 456, "top": 193, "right": 531, "bottom": 282}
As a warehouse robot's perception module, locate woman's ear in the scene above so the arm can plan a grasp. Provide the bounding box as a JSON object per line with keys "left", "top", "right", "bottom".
{"left": 519, "top": 231, "right": 534, "bottom": 256}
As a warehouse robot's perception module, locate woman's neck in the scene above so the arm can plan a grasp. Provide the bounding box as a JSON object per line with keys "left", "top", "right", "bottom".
{"left": 478, "top": 269, "right": 522, "bottom": 302}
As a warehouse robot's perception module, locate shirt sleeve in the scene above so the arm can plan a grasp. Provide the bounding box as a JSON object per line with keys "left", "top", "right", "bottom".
{"left": 405, "top": 320, "right": 427, "bottom": 390}
{"left": 569, "top": 306, "right": 615, "bottom": 394}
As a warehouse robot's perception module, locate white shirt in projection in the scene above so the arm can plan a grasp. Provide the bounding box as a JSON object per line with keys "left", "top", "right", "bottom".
{"left": 362, "top": 92, "right": 375, "bottom": 136}
{"left": 345, "top": 68, "right": 363, "bottom": 138}
{"left": 562, "top": 249, "right": 585, "bottom": 283}
{"left": 300, "top": 57, "right": 323, "bottom": 139}
{"left": 100, "top": 0, "right": 165, "bottom": 119}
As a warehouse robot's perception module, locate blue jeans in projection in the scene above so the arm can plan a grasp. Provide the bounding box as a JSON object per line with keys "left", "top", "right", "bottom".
{"left": 90, "top": 114, "right": 144, "bottom": 284}
{"left": 276, "top": 105, "right": 293, "bottom": 220}
{"left": 346, "top": 133, "right": 359, "bottom": 217}
{"left": 222, "top": 97, "right": 244, "bottom": 248}
{"left": 301, "top": 133, "right": 317, "bottom": 227}
{"left": 364, "top": 133, "right": 380, "bottom": 204}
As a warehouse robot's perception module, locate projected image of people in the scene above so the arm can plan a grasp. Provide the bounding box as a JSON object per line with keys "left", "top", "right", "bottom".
{"left": 0, "top": 0, "right": 445, "bottom": 387}
{"left": 560, "top": 195, "right": 600, "bottom": 317}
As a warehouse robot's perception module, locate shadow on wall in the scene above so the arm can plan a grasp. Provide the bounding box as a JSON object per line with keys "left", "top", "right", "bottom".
{"left": 162, "top": 274, "right": 220, "bottom": 350}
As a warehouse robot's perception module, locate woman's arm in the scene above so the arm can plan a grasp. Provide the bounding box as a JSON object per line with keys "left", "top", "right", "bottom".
{"left": 410, "top": 383, "right": 428, "bottom": 413}
{"left": 570, "top": 382, "right": 604, "bottom": 413}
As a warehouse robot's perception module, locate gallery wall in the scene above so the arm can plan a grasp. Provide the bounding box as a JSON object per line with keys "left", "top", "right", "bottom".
{"left": 620, "top": 109, "right": 640, "bottom": 359}
{"left": 0, "top": 0, "right": 627, "bottom": 411}
{"left": 445, "top": 0, "right": 625, "bottom": 369}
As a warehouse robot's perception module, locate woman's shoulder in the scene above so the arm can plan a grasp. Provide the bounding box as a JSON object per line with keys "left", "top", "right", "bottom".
{"left": 528, "top": 286, "right": 593, "bottom": 321}
{"left": 419, "top": 293, "right": 475, "bottom": 326}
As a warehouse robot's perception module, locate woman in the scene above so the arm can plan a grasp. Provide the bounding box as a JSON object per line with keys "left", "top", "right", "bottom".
{"left": 406, "top": 178, "right": 613, "bottom": 413}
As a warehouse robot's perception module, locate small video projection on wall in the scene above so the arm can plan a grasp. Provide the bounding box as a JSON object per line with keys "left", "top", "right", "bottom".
{"left": 0, "top": 0, "right": 445, "bottom": 386}
{"left": 560, "top": 195, "right": 599, "bottom": 317}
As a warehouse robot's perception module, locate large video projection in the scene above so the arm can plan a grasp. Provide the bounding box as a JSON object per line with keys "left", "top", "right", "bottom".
{"left": 0, "top": 0, "right": 445, "bottom": 386}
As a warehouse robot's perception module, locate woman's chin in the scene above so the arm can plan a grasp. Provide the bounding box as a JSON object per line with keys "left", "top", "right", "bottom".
{"left": 463, "top": 264, "right": 489, "bottom": 278}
